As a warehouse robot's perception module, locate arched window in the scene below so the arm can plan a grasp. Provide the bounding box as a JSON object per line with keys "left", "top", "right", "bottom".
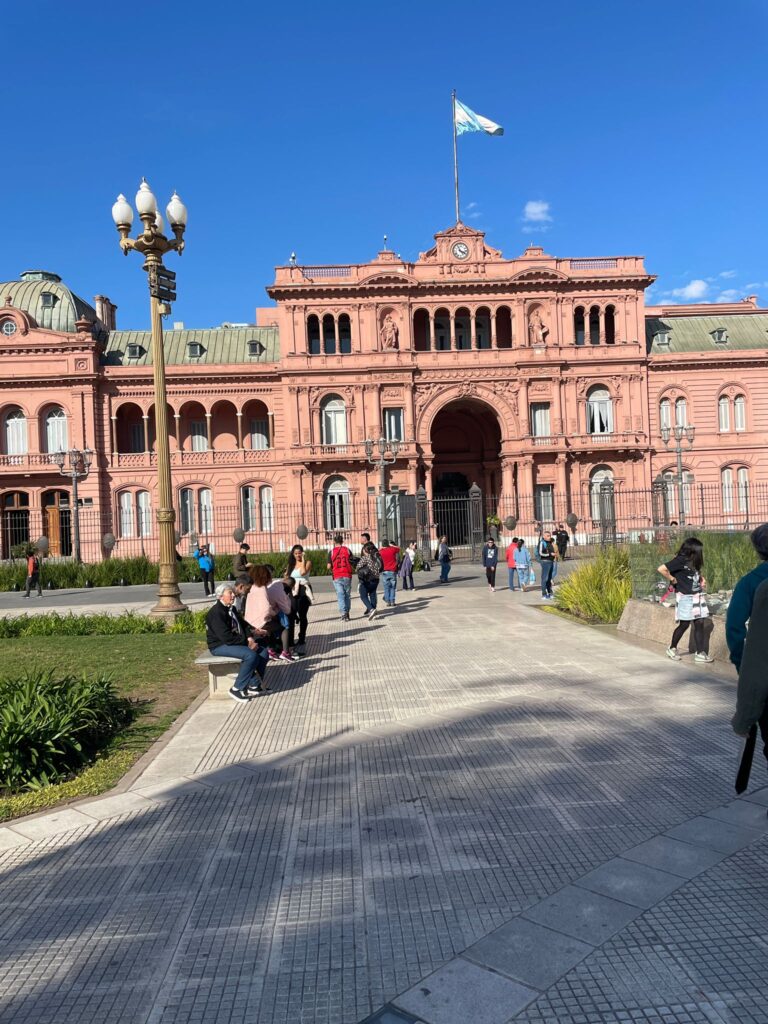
{"left": 322, "top": 313, "right": 336, "bottom": 355}
{"left": 574, "top": 306, "right": 585, "bottom": 346}
{"left": 734, "top": 394, "right": 746, "bottom": 432}
{"left": 321, "top": 395, "right": 347, "bottom": 445}
{"left": 241, "top": 486, "right": 256, "bottom": 532}
{"left": 675, "top": 397, "right": 687, "bottom": 427}
{"left": 137, "top": 491, "right": 152, "bottom": 537}
{"left": 737, "top": 467, "right": 750, "bottom": 512}
{"left": 307, "top": 314, "right": 321, "bottom": 356}
{"left": 324, "top": 477, "right": 350, "bottom": 531}
{"left": 475, "top": 307, "right": 491, "bottom": 349}
{"left": 198, "top": 488, "right": 213, "bottom": 535}
{"left": 718, "top": 395, "right": 730, "bottom": 432}
{"left": 659, "top": 398, "right": 672, "bottom": 431}
{"left": 413, "top": 309, "right": 430, "bottom": 351}
{"left": 589, "top": 466, "right": 614, "bottom": 521}
{"left": 259, "top": 485, "right": 274, "bottom": 531}
{"left": 434, "top": 308, "right": 450, "bottom": 350}
{"left": 44, "top": 408, "right": 68, "bottom": 453}
{"left": 586, "top": 386, "right": 613, "bottom": 434}
{"left": 495, "top": 306, "right": 512, "bottom": 348}
{"left": 455, "top": 307, "right": 471, "bottom": 350}
{"left": 589, "top": 306, "right": 600, "bottom": 345}
{"left": 604, "top": 305, "right": 616, "bottom": 344}
{"left": 180, "top": 487, "right": 195, "bottom": 535}
{"left": 4, "top": 409, "right": 27, "bottom": 457}
{"left": 337, "top": 313, "right": 352, "bottom": 355}
{"left": 721, "top": 467, "right": 734, "bottom": 514}
{"left": 119, "top": 491, "right": 135, "bottom": 538}
{"left": 661, "top": 469, "right": 694, "bottom": 519}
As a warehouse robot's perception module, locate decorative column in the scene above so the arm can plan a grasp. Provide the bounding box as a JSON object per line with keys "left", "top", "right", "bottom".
{"left": 553, "top": 379, "right": 563, "bottom": 435}
{"left": 599, "top": 307, "right": 605, "bottom": 345}
{"left": 408, "top": 460, "right": 418, "bottom": 494}
{"left": 205, "top": 411, "right": 212, "bottom": 452}
{"left": 142, "top": 413, "right": 150, "bottom": 454}
{"left": 470, "top": 312, "right": 477, "bottom": 350}
{"left": 404, "top": 388, "right": 415, "bottom": 443}
{"left": 520, "top": 456, "right": 534, "bottom": 498}
{"left": 267, "top": 410, "right": 275, "bottom": 449}
{"left": 501, "top": 456, "right": 515, "bottom": 502}
{"left": 519, "top": 380, "right": 529, "bottom": 437}
{"left": 490, "top": 308, "right": 498, "bottom": 348}
{"left": 110, "top": 415, "right": 118, "bottom": 458}
{"left": 312, "top": 405, "right": 321, "bottom": 446}
{"left": 428, "top": 311, "right": 435, "bottom": 351}
{"left": 556, "top": 453, "right": 568, "bottom": 504}
{"left": 173, "top": 412, "right": 181, "bottom": 452}
{"left": 449, "top": 313, "right": 457, "bottom": 350}
{"left": 423, "top": 459, "right": 434, "bottom": 506}
{"left": 235, "top": 410, "right": 243, "bottom": 449}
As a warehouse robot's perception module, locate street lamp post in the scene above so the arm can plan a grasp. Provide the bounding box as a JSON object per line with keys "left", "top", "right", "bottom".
{"left": 51, "top": 448, "right": 93, "bottom": 562}
{"left": 660, "top": 423, "right": 695, "bottom": 527}
{"left": 364, "top": 436, "right": 400, "bottom": 540}
{"left": 111, "top": 180, "right": 189, "bottom": 617}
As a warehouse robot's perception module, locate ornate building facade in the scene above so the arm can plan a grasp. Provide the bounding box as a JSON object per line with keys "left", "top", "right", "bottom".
{"left": 0, "top": 223, "right": 766, "bottom": 559}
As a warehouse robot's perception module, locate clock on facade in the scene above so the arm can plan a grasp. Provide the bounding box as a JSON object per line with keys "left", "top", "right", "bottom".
{"left": 451, "top": 241, "right": 470, "bottom": 261}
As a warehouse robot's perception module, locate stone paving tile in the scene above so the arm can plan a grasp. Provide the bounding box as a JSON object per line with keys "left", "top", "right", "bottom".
{"left": 0, "top": 574, "right": 759, "bottom": 1024}
{"left": 395, "top": 957, "right": 538, "bottom": 1024}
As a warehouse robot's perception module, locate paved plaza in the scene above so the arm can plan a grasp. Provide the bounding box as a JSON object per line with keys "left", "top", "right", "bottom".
{"left": 0, "top": 569, "right": 767, "bottom": 1024}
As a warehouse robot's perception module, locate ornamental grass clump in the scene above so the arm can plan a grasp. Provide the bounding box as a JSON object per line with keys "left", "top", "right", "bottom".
{"left": 554, "top": 547, "right": 631, "bottom": 623}
{"left": 0, "top": 612, "right": 167, "bottom": 639}
{"left": 0, "top": 672, "right": 135, "bottom": 792}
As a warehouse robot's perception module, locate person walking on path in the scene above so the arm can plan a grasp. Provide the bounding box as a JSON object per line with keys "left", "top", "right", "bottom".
{"left": 399, "top": 541, "right": 417, "bottom": 591}
{"left": 357, "top": 541, "right": 381, "bottom": 620}
{"left": 482, "top": 537, "right": 499, "bottom": 591}
{"left": 24, "top": 549, "right": 43, "bottom": 598}
{"left": 513, "top": 538, "right": 532, "bottom": 591}
{"left": 726, "top": 523, "right": 768, "bottom": 673}
{"left": 205, "top": 583, "right": 269, "bottom": 702}
{"left": 233, "top": 543, "right": 252, "bottom": 575}
{"left": 380, "top": 538, "right": 400, "bottom": 607}
{"left": 536, "top": 531, "right": 557, "bottom": 600}
{"left": 505, "top": 537, "right": 519, "bottom": 590}
{"left": 555, "top": 524, "right": 570, "bottom": 561}
{"left": 658, "top": 536, "right": 714, "bottom": 663}
{"left": 327, "top": 533, "right": 354, "bottom": 620}
{"left": 194, "top": 544, "right": 216, "bottom": 597}
{"left": 437, "top": 535, "right": 452, "bottom": 583}
{"left": 286, "top": 544, "right": 313, "bottom": 656}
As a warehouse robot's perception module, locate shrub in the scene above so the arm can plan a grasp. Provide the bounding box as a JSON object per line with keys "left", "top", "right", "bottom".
{"left": 0, "top": 672, "right": 135, "bottom": 791}
{"left": 629, "top": 531, "right": 758, "bottom": 599}
{"left": 167, "top": 609, "right": 208, "bottom": 634}
{"left": 554, "top": 547, "right": 631, "bottom": 623}
{"left": 0, "top": 612, "right": 166, "bottom": 638}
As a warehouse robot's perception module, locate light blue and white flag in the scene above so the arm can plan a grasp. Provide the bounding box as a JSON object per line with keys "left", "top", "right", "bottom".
{"left": 454, "top": 98, "right": 504, "bottom": 136}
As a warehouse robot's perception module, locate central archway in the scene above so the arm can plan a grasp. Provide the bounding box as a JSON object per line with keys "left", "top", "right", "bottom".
{"left": 430, "top": 398, "right": 502, "bottom": 497}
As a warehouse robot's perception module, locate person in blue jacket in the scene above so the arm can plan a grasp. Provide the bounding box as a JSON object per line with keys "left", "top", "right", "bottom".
{"left": 726, "top": 523, "right": 768, "bottom": 671}
{"left": 194, "top": 543, "right": 216, "bottom": 596}
{"left": 482, "top": 537, "right": 499, "bottom": 592}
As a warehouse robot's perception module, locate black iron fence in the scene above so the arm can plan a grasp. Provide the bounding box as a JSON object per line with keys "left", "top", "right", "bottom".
{"left": 1, "top": 481, "right": 767, "bottom": 564}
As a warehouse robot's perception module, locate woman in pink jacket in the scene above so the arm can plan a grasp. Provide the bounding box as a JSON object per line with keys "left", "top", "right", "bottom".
{"left": 245, "top": 564, "right": 294, "bottom": 664}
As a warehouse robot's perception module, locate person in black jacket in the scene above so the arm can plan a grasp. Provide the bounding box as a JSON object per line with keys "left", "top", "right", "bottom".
{"left": 205, "top": 583, "right": 269, "bottom": 702}
{"left": 481, "top": 537, "right": 499, "bottom": 592}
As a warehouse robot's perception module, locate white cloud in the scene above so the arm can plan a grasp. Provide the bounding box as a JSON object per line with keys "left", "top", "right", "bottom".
{"left": 744, "top": 281, "right": 768, "bottom": 289}
{"left": 669, "top": 279, "right": 709, "bottom": 301}
{"left": 522, "top": 200, "right": 552, "bottom": 223}
{"left": 719, "top": 269, "right": 737, "bottom": 279}
{"left": 462, "top": 200, "right": 482, "bottom": 221}
{"left": 715, "top": 289, "right": 740, "bottom": 302}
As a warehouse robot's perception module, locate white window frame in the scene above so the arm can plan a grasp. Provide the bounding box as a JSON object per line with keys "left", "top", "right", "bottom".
{"left": 324, "top": 477, "right": 350, "bottom": 530}
{"left": 44, "top": 408, "right": 68, "bottom": 453}
{"left": 119, "top": 491, "right": 135, "bottom": 538}
{"left": 384, "top": 408, "right": 404, "bottom": 443}
{"left": 321, "top": 397, "right": 347, "bottom": 445}
{"left": 586, "top": 388, "right": 613, "bottom": 435}
{"left": 4, "top": 409, "right": 28, "bottom": 456}
{"left": 718, "top": 396, "right": 730, "bottom": 432}
{"left": 530, "top": 403, "right": 551, "bottom": 437}
{"left": 737, "top": 467, "right": 749, "bottom": 513}
{"left": 734, "top": 395, "right": 746, "bottom": 432}
{"left": 721, "top": 468, "right": 734, "bottom": 514}
{"left": 259, "top": 485, "right": 274, "bottom": 531}
{"left": 137, "top": 490, "right": 152, "bottom": 537}
{"left": 589, "top": 467, "right": 614, "bottom": 521}
{"left": 534, "top": 484, "right": 554, "bottom": 522}
{"left": 190, "top": 419, "right": 208, "bottom": 452}
{"left": 180, "top": 487, "right": 195, "bottom": 535}
{"left": 659, "top": 399, "right": 671, "bottom": 431}
{"left": 198, "top": 488, "right": 213, "bottom": 535}
{"left": 674, "top": 397, "right": 687, "bottom": 427}
{"left": 250, "top": 418, "right": 269, "bottom": 450}
{"left": 241, "top": 486, "right": 256, "bottom": 532}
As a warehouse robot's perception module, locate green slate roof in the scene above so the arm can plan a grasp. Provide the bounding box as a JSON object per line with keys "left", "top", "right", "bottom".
{"left": 0, "top": 270, "right": 106, "bottom": 338}
{"left": 102, "top": 326, "right": 280, "bottom": 367}
{"left": 646, "top": 313, "right": 768, "bottom": 354}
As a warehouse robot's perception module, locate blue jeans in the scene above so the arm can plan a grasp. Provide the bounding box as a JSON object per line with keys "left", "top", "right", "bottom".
{"left": 358, "top": 578, "right": 378, "bottom": 611}
{"left": 540, "top": 560, "right": 554, "bottom": 596}
{"left": 440, "top": 560, "right": 451, "bottom": 582}
{"left": 333, "top": 577, "right": 352, "bottom": 614}
{"left": 382, "top": 571, "right": 397, "bottom": 604}
{"left": 211, "top": 643, "right": 267, "bottom": 690}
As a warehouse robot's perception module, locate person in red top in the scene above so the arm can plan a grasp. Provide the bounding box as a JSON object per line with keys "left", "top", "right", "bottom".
{"left": 327, "top": 532, "right": 353, "bottom": 620}
{"left": 25, "top": 549, "right": 42, "bottom": 598}
{"left": 379, "top": 539, "right": 401, "bottom": 607}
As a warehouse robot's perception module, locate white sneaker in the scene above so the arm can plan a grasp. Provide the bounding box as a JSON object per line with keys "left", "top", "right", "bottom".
{"left": 368, "top": 608, "right": 377, "bottom": 621}
{"left": 694, "top": 652, "right": 715, "bottom": 663}
{"left": 666, "top": 647, "right": 681, "bottom": 661}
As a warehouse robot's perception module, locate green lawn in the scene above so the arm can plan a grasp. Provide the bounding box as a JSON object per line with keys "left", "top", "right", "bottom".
{"left": 0, "top": 633, "right": 207, "bottom": 822}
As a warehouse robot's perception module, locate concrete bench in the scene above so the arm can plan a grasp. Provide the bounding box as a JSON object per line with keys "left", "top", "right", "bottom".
{"left": 195, "top": 653, "right": 243, "bottom": 699}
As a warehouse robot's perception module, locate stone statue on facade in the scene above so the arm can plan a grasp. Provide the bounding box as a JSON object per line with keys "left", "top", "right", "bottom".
{"left": 380, "top": 314, "right": 399, "bottom": 350}
{"left": 528, "top": 310, "right": 549, "bottom": 346}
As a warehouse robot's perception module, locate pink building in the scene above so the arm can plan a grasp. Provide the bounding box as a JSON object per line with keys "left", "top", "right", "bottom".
{"left": 0, "top": 225, "right": 765, "bottom": 560}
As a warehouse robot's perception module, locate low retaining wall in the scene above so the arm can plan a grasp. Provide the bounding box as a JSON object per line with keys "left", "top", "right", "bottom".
{"left": 617, "top": 597, "right": 732, "bottom": 664}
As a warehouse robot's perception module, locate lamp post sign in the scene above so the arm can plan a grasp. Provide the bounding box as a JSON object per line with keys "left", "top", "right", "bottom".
{"left": 111, "top": 180, "right": 189, "bottom": 617}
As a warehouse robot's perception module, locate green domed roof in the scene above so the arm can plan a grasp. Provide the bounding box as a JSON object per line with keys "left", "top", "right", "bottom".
{"left": 0, "top": 270, "right": 107, "bottom": 338}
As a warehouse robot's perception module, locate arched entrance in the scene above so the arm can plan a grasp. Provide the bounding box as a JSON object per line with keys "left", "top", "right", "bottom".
{"left": 429, "top": 399, "right": 502, "bottom": 555}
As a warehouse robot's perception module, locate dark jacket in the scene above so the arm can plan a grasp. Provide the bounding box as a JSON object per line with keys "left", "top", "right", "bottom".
{"left": 206, "top": 600, "right": 249, "bottom": 651}
{"left": 726, "top": 561, "right": 768, "bottom": 670}
{"left": 732, "top": 578, "right": 768, "bottom": 734}
{"left": 482, "top": 544, "right": 498, "bottom": 568}
{"left": 233, "top": 551, "right": 250, "bottom": 574}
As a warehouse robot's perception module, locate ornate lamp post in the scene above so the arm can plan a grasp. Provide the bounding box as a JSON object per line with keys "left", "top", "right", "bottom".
{"left": 111, "top": 180, "right": 188, "bottom": 616}
{"left": 364, "top": 435, "right": 400, "bottom": 540}
{"left": 660, "top": 423, "right": 695, "bottom": 527}
{"left": 50, "top": 448, "right": 93, "bottom": 562}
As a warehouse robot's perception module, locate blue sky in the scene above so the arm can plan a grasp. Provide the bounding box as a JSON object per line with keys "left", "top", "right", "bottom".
{"left": 4, "top": 0, "right": 767, "bottom": 328}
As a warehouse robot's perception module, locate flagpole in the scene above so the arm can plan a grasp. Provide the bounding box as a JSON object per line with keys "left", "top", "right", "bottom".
{"left": 452, "top": 89, "right": 460, "bottom": 223}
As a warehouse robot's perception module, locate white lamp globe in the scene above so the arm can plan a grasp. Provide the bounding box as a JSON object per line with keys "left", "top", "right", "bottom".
{"left": 135, "top": 179, "right": 158, "bottom": 215}
{"left": 154, "top": 211, "right": 165, "bottom": 234}
{"left": 166, "top": 192, "right": 188, "bottom": 228}
{"left": 111, "top": 194, "right": 134, "bottom": 227}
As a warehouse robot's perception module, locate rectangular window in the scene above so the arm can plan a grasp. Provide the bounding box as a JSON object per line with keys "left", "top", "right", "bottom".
{"left": 587, "top": 399, "right": 613, "bottom": 434}
{"left": 241, "top": 487, "right": 256, "bottom": 532}
{"left": 734, "top": 396, "right": 746, "bottom": 432}
{"left": 718, "top": 397, "right": 730, "bottom": 432}
{"left": 530, "top": 403, "right": 551, "bottom": 437}
{"left": 721, "top": 469, "right": 733, "bottom": 514}
{"left": 738, "top": 468, "right": 749, "bottom": 513}
{"left": 190, "top": 420, "right": 208, "bottom": 452}
{"left": 534, "top": 484, "right": 554, "bottom": 522}
{"left": 180, "top": 488, "right": 195, "bottom": 535}
{"left": 137, "top": 491, "right": 152, "bottom": 537}
{"left": 129, "top": 423, "right": 144, "bottom": 453}
{"left": 250, "top": 418, "right": 269, "bottom": 450}
{"left": 259, "top": 486, "right": 274, "bottom": 531}
{"left": 119, "top": 492, "right": 135, "bottom": 538}
{"left": 659, "top": 401, "right": 671, "bottom": 430}
{"left": 384, "top": 408, "right": 404, "bottom": 442}
{"left": 198, "top": 488, "right": 213, "bottom": 534}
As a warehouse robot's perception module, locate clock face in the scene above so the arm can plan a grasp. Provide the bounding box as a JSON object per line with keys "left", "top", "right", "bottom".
{"left": 452, "top": 241, "right": 470, "bottom": 261}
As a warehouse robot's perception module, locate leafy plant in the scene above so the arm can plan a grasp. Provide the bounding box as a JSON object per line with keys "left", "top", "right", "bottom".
{"left": 554, "top": 547, "right": 631, "bottom": 623}
{"left": 629, "top": 531, "right": 758, "bottom": 599}
{"left": 0, "top": 612, "right": 167, "bottom": 639}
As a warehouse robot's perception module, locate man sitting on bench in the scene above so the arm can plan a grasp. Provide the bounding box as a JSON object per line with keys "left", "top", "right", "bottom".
{"left": 205, "top": 582, "right": 269, "bottom": 703}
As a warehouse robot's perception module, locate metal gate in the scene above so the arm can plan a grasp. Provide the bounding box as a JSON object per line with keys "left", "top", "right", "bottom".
{"left": 427, "top": 485, "right": 485, "bottom": 562}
